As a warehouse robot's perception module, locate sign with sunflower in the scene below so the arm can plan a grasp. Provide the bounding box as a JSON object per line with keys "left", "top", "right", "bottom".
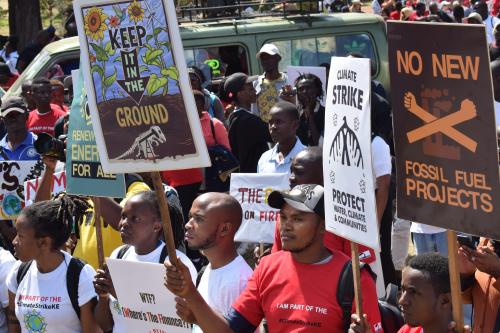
{"left": 73, "top": 0, "right": 210, "bottom": 173}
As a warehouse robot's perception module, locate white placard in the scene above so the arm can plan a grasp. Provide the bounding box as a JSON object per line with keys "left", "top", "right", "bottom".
{"left": 231, "top": 173, "right": 290, "bottom": 243}
{"left": 106, "top": 259, "right": 191, "bottom": 333}
{"left": 287, "top": 65, "right": 327, "bottom": 105}
{"left": 24, "top": 171, "right": 66, "bottom": 206}
{"left": 323, "top": 57, "right": 380, "bottom": 251}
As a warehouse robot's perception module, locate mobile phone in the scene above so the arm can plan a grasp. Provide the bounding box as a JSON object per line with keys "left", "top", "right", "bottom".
{"left": 457, "top": 235, "right": 475, "bottom": 250}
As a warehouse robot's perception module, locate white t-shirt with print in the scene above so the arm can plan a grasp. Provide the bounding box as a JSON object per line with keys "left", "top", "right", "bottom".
{"left": 0, "top": 248, "right": 15, "bottom": 333}
{"left": 6, "top": 251, "right": 97, "bottom": 333}
{"left": 193, "top": 255, "right": 253, "bottom": 333}
{"left": 108, "top": 242, "right": 197, "bottom": 333}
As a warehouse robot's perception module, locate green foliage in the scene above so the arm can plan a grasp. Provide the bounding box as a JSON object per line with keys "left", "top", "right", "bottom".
{"left": 146, "top": 74, "right": 168, "bottom": 95}
{"left": 90, "top": 43, "right": 109, "bottom": 62}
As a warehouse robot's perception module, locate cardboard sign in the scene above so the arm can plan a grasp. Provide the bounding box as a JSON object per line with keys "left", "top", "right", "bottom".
{"left": 287, "top": 65, "right": 327, "bottom": 105}
{"left": 231, "top": 173, "right": 290, "bottom": 243}
{"left": 0, "top": 161, "right": 45, "bottom": 219}
{"left": 323, "top": 57, "right": 380, "bottom": 251}
{"left": 66, "top": 69, "right": 126, "bottom": 197}
{"left": 388, "top": 22, "right": 500, "bottom": 239}
{"left": 24, "top": 171, "right": 66, "bottom": 206}
{"left": 106, "top": 259, "right": 191, "bottom": 333}
{"left": 73, "top": 0, "right": 210, "bottom": 173}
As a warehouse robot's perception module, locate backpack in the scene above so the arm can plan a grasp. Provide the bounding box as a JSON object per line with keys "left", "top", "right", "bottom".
{"left": 116, "top": 244, "right": 168, "bottom": 263}
{"left": 205, "top": 119, "right": 239, "bottom": 192}
{"left": 337, "top": 260, "right": 404, "bottom": 333}
{"left": 16, "top": 257, "right": 86, "bottom": 319}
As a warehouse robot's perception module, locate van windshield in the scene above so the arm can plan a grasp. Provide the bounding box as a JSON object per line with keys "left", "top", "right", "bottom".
{"left": 184, "top": 45, "right": 249, "bottom": 82}
{"left": 271, "top": 33, "right": 377, "bottom": 75}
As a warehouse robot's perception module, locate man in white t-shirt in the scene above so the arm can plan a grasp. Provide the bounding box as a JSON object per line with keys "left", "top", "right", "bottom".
{"left": 0, "top": 248, "right": 15, "bottom": 333}
{"left": 176, "top": 192, "right": 253, "bottom": 332}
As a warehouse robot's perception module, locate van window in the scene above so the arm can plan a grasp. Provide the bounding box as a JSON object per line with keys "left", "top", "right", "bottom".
{"left": 184, "top": 45, "right": 249, "bottom": 82}
{"left": 271, "top": 33, "right": 377, "bottom": 74}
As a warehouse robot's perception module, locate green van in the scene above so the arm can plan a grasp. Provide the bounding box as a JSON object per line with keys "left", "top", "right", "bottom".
{"left": 5, "top": 12, "right": 388, "bottom": 98}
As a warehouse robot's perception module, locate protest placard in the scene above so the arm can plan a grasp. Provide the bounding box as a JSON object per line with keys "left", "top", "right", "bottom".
{"left": 231, "top": 173, "right": 289, "bottom": 243}
{"left": 106, "top": 259, "right": 191, "bottom": 333}
{"left": 24, "top": 171, "right": 66, "bottom": 206}
{"left": 0, "top": 161, "right": 45, "bottom": 219}
{"left": 66, "top": 69, "right": 126, "bottom": 197}
{"left": 388, "top": 22, "right": 500, "bottom": 239}
{"left": 322, "top": 57, "right": 380, "bottom": 251}
{"left": 287, "top": 66, "right": 327, "bottom": 105}
{"left": 73, "top": 0, "right": 210, "bottom": 174}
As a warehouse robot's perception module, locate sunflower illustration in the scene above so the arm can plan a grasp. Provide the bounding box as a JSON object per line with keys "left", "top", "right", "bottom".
{"left": 109, "top": 16, "right": 121, "bottom": 28}
{"left": 84, "top": 7, "right": 108, "bottom": 41}
{"left": 127, "top": 0, "right": 144, "bottom": 24}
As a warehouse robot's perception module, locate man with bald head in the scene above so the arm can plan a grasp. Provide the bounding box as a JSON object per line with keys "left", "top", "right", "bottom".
{"left": 179, "top": 192, "right": 253, "bottom": 333}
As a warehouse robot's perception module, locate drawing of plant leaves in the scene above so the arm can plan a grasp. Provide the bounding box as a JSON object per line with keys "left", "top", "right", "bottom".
{"left": 104, "top": 41, "right": 116, "bottom": 56}
{"left": 91, "top": 64, "right": 104, "bottom": 78}
{"left": 153, "top": 27, "right": 163, "bottom": 36}
{"left": 146, "top": 35, "right": 153, "bottom": 42}
{"left": 159, "top": 41, "right": 170, "bottom": 49}
{"left": 146, "top": 74, "right": 168, "bottom": 95}
{"left": 114, "top": 57, "right": 122, "bottom": 62}
{"left": 104, "top": 69, "right": 117, "bottom": 87}
{"left": 161, "top": 66, "right": 179, "bottom": 80}
{"left": 140, "top": 65, "right": 149, "bottom": 73}
{"left": 143, "top": 49, "right": 164, "bottom": 65}
{"left": 90, "top": 43, "right": 109, "bottom": 61}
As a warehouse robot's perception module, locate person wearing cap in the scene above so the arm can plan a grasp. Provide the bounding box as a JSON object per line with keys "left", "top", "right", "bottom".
{"left": 189, "top": 66, "right": 226, "bottom": 124}
{"left": 0, "top": 96, "right": 39, "bottom": 161}
{"left": 254, "top": 43, "right": 288, "bottom": 123}
{"left": 165, "top": 184, "right": 383, "bottom": 333}
{"left": 226, "top": 72, "right": 272, "bottom": 173}
{"left": 257, "top": 101, "right": 305, "bottom": 175}
{"left": 351, "top": 0, "right": 363, "bottom": 12}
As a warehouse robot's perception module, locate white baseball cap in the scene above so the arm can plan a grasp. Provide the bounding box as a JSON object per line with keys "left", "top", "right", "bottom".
{"left": 256, "top": 43, "right": 282, "bottom": 59}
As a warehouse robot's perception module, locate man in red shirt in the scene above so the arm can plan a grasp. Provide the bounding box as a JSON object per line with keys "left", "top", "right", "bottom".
{"left": 26, "top": 77, "right": 67, "bottom": 137}
{"left": 166, "top": 184, "right": 383, "bottom": 333}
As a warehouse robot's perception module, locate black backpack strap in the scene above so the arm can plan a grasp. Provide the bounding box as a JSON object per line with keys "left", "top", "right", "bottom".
{"left": 116, "top": 245, "right": 131, "bottom": 259}
{"left": 16, "top": 261, "right": 33, "bottom": 285}
{"left": 336, "top": 261, "right": 377, "bottom": 332}
{"left": 209, "top": 119, "right": 218, "bottom": 145}
{"left": 67, "top": 257, "right": 86, "bottom": 320}
{"left": 159, "top": 244, "right": 168, "bottom": 263}
{"left": 337, "top": 260, "right": 354, "bottom": 332}
{"left": 196, "top": 265, "right": 207, "bottom": 287}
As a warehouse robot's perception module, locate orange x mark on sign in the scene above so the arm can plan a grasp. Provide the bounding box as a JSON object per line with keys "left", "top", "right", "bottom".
{"left": 404, "top": 92, "right": 477, "bottom": 153}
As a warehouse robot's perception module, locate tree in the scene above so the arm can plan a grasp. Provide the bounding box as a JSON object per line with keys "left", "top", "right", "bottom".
{"left": 9, "top": 0, "right": 43, "bottom": 52}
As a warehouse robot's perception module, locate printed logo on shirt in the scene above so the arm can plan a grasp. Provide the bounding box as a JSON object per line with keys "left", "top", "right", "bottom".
{"left": 23, "top": 309, "right": 48, "bottom": 333}
{"left": 26, "top": 148, "right": 37, "bottom": 158}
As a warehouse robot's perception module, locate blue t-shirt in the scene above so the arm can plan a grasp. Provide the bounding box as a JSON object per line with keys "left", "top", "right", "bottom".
{"left": 0, "top": 132, "right": 40, "bottom": 161}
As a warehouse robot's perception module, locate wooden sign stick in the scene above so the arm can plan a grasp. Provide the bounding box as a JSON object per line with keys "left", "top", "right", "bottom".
{"left": 151, "top": 171, "right": 179, "bottom": 266}
{"left": 93, "top": 197, "right": 105, "bottom": 269}
{"left": 350, "top": 242, "right": 363, "bottom": 318}
{"left": 447, "top": 230, "right": 464, "bottom": 333}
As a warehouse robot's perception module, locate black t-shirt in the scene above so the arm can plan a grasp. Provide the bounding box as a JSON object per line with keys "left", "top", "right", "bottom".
{"left": 297, "top": 105, "right": 325, "bottom": 146}
{"left": 490, "top": 44, "right": 500, "bottom": 62}
{"left": 228, "top": 108, "right": 271, "bottom": 173}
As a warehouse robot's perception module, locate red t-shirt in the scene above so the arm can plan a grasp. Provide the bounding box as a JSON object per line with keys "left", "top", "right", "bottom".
{"left": 271, "top": 221, "right": 376, "bottom": 264}
{"left": 27, "top": 104, "right": 67, "bottom": 136}
{"left": 397, "top": 325, "right": 423, "bottom": 333}
{"left": 232, "top": 251, "right": 383, "bottom": 332}
{"left": 390, "top": 10, "right": 401, "bottom": 20}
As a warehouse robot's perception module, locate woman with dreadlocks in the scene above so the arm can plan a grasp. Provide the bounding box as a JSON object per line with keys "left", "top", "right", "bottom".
{"left": 92, "top": 190, "right": 196, "bottom": 333}
{"left": 6, "top": 195, "right": 99, "bottom": 333}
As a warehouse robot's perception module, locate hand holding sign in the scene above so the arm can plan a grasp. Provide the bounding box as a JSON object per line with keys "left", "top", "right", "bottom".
{"left": 164, "top": 259, "right": 196, "bottom": 299}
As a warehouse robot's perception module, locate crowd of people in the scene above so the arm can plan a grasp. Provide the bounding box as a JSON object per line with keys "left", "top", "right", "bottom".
{"left": 0, "top": 0, "right": 498, "bottom": 332}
